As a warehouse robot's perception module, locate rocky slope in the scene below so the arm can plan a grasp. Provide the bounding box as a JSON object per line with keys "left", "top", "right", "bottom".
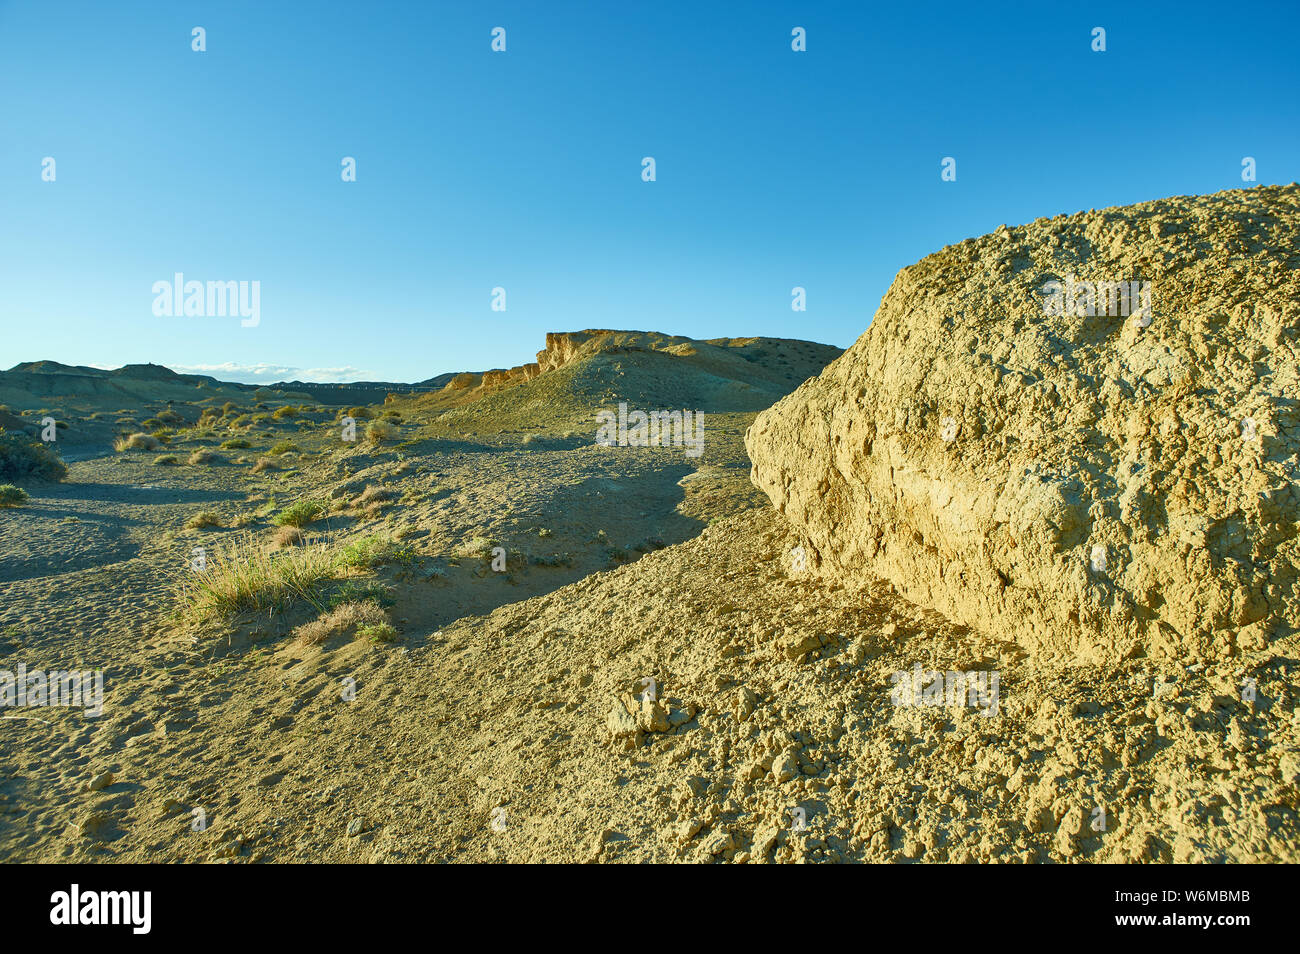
{"left": 748, "top": 184, "right": 1300, "bottom": 664}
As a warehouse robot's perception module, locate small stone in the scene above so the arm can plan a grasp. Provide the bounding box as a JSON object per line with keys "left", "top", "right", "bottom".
{"left": 87, "top": 771, "right": 114, "bottom": 792}
{"left": 346, "top": 817, "right": 367, "bottom": 837}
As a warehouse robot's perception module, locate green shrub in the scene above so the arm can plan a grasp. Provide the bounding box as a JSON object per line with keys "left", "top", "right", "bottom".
{"left": 220, "top": 438, "right": 250, "bottom": 450}
{"left": 339, "top": 534, "right": 413, "bottom": 569}
{"left": 269, "top": 440, "right": 300, "bottom": 456}
{"left": 0, "top": 484, "right": 30, "bottom": 507}
{"left": 356, "top": 621, "right": 398, "bottom": 644}
{"left": 272, "top": 406, "right": 298, "bottom": 419}
{"left": 0, "top": 433, "right": 68, "bottom": 481}
{"left": 273, "top": 500, "right": 325, "bottom": 527}
{"left": 153, "top": 454, "right": 179, "bottom": 466}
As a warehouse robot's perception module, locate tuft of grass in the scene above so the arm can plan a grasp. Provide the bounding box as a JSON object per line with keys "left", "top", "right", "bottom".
{"left": 153, "top": 454, "right": 179, "bottom": 466}
{"left": 188, "top": 449, "right": 222, "bottom": 465}
{"left": 176, "top": 533, "right": 337, "bottom": 622}
{"left": 327, "top": 579, "right": 395, "bottom": 609}
{"left": 272, "top": 405, "right": 299, "bottom": 420}
{"left": 294, "top": 600, "right": 387, "bottom": 646}
{"left": 269, "top": 440, "right": 300, "bottom": 455}
{"left": 338, "top": 534, "right": 414, "bottom": 569}
{"left": 271, "top": 525, "right": 303, "bottom": 548}
{"left": 0, "top": 484, "right": 29, "bottom": 507}
{"left": 220, "top": 438, "right": 251, "bottom": 449}
{"left": 356, "top": 621, "right": 398, "bottom": 644}
{"left": 186, "top": 510, "right": 222, "bottom": 530}
{"left": 116, "top": 432, "right": 159, "bottom": 451}
{"left": 251, "top": 457, "right": 277, "bottom": 473}
{"left": 273, "top": 500, "right": 325, "bottom": 527}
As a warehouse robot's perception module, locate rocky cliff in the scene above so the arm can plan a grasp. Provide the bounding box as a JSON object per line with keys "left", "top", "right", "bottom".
{"left": 747, "top": 184, "right": 1300, "bottom": 663}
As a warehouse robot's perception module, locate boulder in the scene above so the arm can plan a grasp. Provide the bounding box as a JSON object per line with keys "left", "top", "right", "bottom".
{"left": 747, "top": 184, "right": 1300, "bottom": 663}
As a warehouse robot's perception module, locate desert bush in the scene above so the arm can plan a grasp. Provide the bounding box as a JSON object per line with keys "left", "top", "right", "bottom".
{"left": 250, "top": 457, "right": 276, "bottom": 473}
{"left": 366, "top": 420, "right": 396, "bottom": 444}
{"left": 273, "top": 500, "right": 325, "bottom": 527}
{"left": 229, "top": 414, "right": 252, "bottom": 428}
{"left": 186, "top": 510, "right": 222, "bottom": 530}
{"left": 188, "top": 449, "right": 222, "bottom": 465}
{"left": 150, "top": 429, "right": 175, "bottom": 443}
{"left": 156, "top": 409, "right": 184, "bottom": 425}
{"left": 0, "top": 484, "right": 29, "bottom": 507}
{"left": 153, "top": 455, "right": 179, "bottom": 466}
{"left": 342, "top": 406, "right": 372, "bottom": 421}
{"left": 272, "top": 406, "right": 298, "bottom": 419}
{"left": 0, "top": 433, "right": 68, "bottom": 481}
{"left": 220, "top": 438, "right": 251, "bottom": 449}
{"left": 176, "top": 533, "right": 337, "bottom": 622}
{"left": 269, "top": 440, "right": 300, "bottom": 455}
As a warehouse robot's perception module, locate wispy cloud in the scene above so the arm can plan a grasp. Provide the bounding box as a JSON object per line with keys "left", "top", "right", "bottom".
{"left": 170, "top": 362, "right": 375, "bottom": 384}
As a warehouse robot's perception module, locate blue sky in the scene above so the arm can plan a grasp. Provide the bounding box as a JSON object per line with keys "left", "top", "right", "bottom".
{"left": 2, "top": 0, "right": 1297, "bottom": 383}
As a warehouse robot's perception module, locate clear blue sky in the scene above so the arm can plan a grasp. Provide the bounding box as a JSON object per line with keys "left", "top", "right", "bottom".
{"left": 2, "top": 0, "right": 1297, "bottom": 383}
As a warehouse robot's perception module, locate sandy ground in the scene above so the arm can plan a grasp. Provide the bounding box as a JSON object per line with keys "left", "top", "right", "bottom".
{"left": 1, "top": 337, "right": 1296, "bottom": 863}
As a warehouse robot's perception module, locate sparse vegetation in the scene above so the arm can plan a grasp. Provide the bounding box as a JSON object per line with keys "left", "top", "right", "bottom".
{"left": 251, "top": 457, "right": 277, "bottom": 473}
{"left": 188, "top": 449, "right": 222, "bottom": 465}
{"left": 271, "top": 525, "right": 303, "bottom": 548}
{"left": 220, "top": 438, "right": 251, "bottom": 449}
{"left": 269, "top": 440, "right": 300, "bottom": 455}
{"left": 272, "top": 405, "right": 299, "bottom": 420}
{"left": 153, "top": 455, "right": 179, "bottom": 466}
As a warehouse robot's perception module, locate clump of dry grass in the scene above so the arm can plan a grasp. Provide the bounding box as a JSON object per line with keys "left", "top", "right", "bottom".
{"left": 271, "top": 525, "right": 303, "bottom": 548}
{"left": 116, "top": 432, "right": 159, "bottom": 451}
{"left": 186, "top": 510, "right": 222, "bottom": 530}
{"left": 366, "top": 420, "right": 396, "bottom": 444}
{"left": 188, "top": 449, "right": 222, "bottom": 465}
{"left": 251, "top": 457, "right": 277, "bottom": 474}
{"left": 175, "top": 532, "right": 338, "bottom": 623}
{"left": 356, "top": 485, "right": 393, "bottom": 507}
{"left": 293, "top": 600, "right": 388, "bottom": 646}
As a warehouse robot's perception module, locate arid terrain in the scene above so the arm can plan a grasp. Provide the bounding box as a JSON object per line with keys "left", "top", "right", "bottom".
{"left": 2, "top": 188, "right": 1298, "bottom": 864}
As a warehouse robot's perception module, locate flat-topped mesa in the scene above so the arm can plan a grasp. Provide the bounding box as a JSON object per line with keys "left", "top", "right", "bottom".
{"left": 747, "top": 184, "right": 1300, "bottom": 665}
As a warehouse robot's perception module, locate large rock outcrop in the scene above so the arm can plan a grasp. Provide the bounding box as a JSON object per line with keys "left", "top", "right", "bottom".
{"left": 747, "top": 184, "right": 1300, "bottom": 663}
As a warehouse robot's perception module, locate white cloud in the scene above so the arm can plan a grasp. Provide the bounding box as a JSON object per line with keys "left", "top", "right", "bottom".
{"left": 170, "top": 362, "right": 375, "bottom": 384}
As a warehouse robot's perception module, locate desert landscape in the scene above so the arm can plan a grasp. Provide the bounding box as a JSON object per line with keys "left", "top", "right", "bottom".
{"left": 2, "top": 185, "right": 1297, "bottom": 864}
